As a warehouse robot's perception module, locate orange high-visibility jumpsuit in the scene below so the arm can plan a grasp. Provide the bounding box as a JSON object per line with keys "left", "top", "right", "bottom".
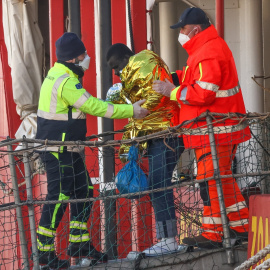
{"left": 172, "top": 25, "right": 251, "bottom": 241}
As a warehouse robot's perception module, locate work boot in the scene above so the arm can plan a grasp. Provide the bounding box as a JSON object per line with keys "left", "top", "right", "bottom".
{"left": 31, "top": 250, "right": 70, "bottom": 269}
{"left": 67, "top": 241, "right": 108, "bottom": 262}
{"left": 143, "top": 237, "right": 178, "bottom": 257}
{"left": 229, "top": 229, "right": 248, "bottom": 240}
{"left": 182, "top": 234, "right": 223, "bottom": 249}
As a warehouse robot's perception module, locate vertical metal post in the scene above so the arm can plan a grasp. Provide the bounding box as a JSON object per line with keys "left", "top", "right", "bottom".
{"left": 22, "top": 142, "right": 39, "bottom": 270}
{"left": 68, "top": 0, "right": 81, "bottom": 36}
{"left": 215, "top": 0, "right": 224, "bottom": 39}
{"left": 98, "top": 0, "right": 117, "bottom": 259}
{"left": 7, "top": 143, "right": 30, "bottom": 270}
{"left": 49, "top": 0, "right": 64, "bottom": 67}
{"left": 206, "top": 115, "right": 234, "bottom": 264}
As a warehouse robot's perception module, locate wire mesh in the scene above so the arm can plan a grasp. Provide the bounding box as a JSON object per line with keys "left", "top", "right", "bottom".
{"left": 0, "top": 112, "right": 269, "bottom": 269}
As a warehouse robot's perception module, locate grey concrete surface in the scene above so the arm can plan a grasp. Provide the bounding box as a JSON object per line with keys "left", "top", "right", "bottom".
{"left": 70, "top": 244, "right": 248, "bottom": 270}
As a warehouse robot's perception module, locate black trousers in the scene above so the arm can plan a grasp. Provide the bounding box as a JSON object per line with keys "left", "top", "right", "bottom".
{"left": 37, "top": 151, "right": 93, "bottom": 246}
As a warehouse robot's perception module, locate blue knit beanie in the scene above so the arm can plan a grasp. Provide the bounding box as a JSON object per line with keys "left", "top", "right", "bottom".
{"left": 56, "top": 32, "right": 86, "bottom": 61}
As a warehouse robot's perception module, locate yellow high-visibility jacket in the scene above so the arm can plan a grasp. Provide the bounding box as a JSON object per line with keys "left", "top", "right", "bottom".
{"left": 36, "top": 62, "right": 133, "bottom": 152}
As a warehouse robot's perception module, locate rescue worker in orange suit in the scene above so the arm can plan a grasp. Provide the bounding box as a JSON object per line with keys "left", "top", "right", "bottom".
{"left": 152, "top": 7, "right": 251, "bottom": 249}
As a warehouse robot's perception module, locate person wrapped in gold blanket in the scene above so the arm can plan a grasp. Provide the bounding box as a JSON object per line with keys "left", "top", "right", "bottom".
{"left": 106, "top": 44, "right": 184, "bottom": 256}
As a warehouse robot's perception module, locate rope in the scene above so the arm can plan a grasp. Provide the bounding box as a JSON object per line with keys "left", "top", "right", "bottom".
{"left": 85, "top": 129, "right": 125, "bottom": 140}
{"left": 0, "top": 166, "right": 266, "bottom": 212}
{"left": 252, "top": 76, "right": 270, "bottom": 94}
{"left": 255, "top": 258, "right": 270, "bottom": 270}
{"left": 234, "top": 245, "right": 270, "bottom": 270}
{"left": 2, "top": 111, "right": 263, "bottom": 151}
{"left": 19, "top": 104, "right": 38, "bottom": 120}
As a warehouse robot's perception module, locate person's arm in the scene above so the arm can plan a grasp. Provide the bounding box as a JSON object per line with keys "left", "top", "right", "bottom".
{"left": 176, "top": 59, "right": 221, "bottom": 106}
{"left": 61, "top": 78, "right": 148, "bottom": 119}
{"left": 154, "top": 59, "right": 222, "bottom": 106}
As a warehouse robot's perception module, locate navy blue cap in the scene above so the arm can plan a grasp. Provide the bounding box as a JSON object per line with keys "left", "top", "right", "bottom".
{"left": 56, "top": 32, "right": 86, "bottom": 61}
{"left": 170, "top": 7, "right": 210, "bottom": 29}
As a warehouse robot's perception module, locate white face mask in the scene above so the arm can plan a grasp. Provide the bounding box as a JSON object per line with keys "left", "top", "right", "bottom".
{"left": 78, "top": 54, "right": 91, "bottom": 71}
{"left": 178, "top": 27, "right": 197, "bottom": 46}
{"left": 178, "top": 33, "right": 190, "bottom": 46}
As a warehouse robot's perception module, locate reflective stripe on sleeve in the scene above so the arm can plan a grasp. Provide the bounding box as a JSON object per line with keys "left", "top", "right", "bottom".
{"left": 180, "top": 87, "right": 190, "bottom": 104}
{"left": 196, "top": 81, "right": 219, "bottom": 92}
{"left": 103, "top": 103, "right": 114, "bottom": 118}
{"left": 73, "top": 92, "right": 91, "bottom": 109}
{"left": 170, "top": 87, "right": 179, "bottom": 101}
{"left": 182, "top": 66, "right": 189, "bottom": 82}
{"left": 198, "top": 62, "right": 203, "bottom": 81}
{"left": 196, "top": 81, "right": 240, "bottom": 98}
{"left": 216, "top": 84, "right": 240, "bottom": 98}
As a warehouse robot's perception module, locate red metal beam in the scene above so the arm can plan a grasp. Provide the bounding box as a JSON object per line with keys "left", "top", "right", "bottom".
{"left": 80, "top": 0, "right": 99, "bottom": 179}
{"left": 111, "top": 0, "right": 128, "bottom": 142}
{"left": 111, "top": 0, "right": 126, "bottom": 85}
{"left": 48, "top": 0, "right": 67, "bottom": 259}
{"left": 49, "top": 0, "right": 64, "bottom": 66}
{"left": 111, "top": 0, "right": 132, "bottom": 258}
{"left": 80, "top": 0, "right": 98, "bottom": 147}
{"left": 216, "top": 0, "right": 224, "bottom": 39}
{"left": 111, "top": 0, "right": 126, "bottom": 43}
{"left": 80, "top": 0, "right": 101, "bottom": 251}
{"left": 129, "top": 0, "right": 153, "bottom": 251}
{"left": 130, "top": 0, "right": 147, "bottom": 53}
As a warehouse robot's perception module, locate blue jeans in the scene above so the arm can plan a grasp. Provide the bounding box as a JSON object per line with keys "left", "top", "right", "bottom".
{"left": 147, "top": 137, "right": 184, "bottom": 239}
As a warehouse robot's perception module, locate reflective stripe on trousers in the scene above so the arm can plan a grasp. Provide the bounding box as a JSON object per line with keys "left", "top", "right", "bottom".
{"left": 195, "top": 144, "right": 249, "bottom": 241}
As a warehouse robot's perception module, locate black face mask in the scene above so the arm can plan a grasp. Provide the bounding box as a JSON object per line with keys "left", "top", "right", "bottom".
{"left": 57, "top": 60, "right": 84, "bottom": 78}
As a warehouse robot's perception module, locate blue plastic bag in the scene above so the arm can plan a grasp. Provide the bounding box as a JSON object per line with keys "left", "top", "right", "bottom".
{"left": 115, "top": 146, "right": 148, "bottom": 198}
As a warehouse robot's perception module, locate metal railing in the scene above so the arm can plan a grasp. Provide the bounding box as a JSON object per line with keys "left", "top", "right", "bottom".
{"left": 0, "top": 112, "right": 269, "bottom": 269}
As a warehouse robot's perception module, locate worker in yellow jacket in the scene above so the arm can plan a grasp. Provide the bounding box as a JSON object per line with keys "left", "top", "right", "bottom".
{"left": 35, "top": 32, "right": 148, "bottom": 269}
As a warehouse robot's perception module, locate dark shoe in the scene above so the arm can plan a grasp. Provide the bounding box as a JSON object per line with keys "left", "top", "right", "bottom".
{"left": 31, "top": 250, "right": 70, "bottom": 269}
{"left": 67, "top": 241, "right": 108, "bottom": 262}
{"left": 230, "top": 229, "right": 248, "bottom": 240}
{"left": 182, "top": 234, "right": 223, "bottom": 249}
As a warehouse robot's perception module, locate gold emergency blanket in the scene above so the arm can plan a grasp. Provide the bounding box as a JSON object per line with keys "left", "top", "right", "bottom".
{"left": 106, "top": 50, "right": 179, "bottom": 161}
